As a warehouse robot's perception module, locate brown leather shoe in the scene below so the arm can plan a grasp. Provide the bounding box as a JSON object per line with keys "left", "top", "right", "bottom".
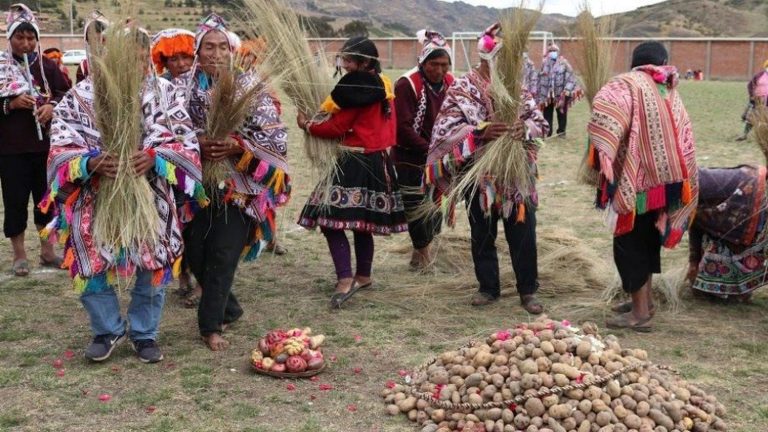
{"left": 471, "top": 292, "right": 498, "bottom": 306}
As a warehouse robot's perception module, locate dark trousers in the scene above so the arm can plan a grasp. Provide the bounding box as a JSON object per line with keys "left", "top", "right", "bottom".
{"left": 543, "top": 102, "right": 568, "bottom": 136}
{"left": 397, "top": 162, "right": 442, "bottom": 249}
{"left": 466, "top": 193, "right": 539, "bottom": 298}
{"left": 613, "top": 212, "right": 662, "bottom": 293}
{"left": 0, "top": 152, "right": 51, "bottom": 238}
{"left": 183, "top": 203, "right": 251, "bottom": 336}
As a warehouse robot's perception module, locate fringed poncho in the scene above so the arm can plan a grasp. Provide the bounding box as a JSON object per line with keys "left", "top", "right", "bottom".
{"left": 587, "top": 65, "right": 698, "bottom": 248}
{"left": 40, "top": 77, "right": 206, "bottom": 293}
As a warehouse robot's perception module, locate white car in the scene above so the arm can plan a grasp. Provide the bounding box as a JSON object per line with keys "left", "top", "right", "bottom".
{"left": 62, "top": 49, "right": 87, "bottom": 66}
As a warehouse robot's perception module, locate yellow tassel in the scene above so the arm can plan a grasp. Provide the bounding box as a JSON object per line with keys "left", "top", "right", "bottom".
{"left": 235, "top": 151, "right": 254, "bottom": 172}
{"left": 516, "top": 202, "right": 526, "bottom": 223}
{"left": 267, "top": 170, "right": 284, "bottom": 193}
{"left": 167, "top": 162, "right": 177, "bottom": 185}
{"left": 172, "top": 257, "right": 182, "bottom": 278}
{"left": 106, "top": 270, "right": 116, "bottom": 286}
{"left": 73, "top": 275, "right": 86, "bottom": 294}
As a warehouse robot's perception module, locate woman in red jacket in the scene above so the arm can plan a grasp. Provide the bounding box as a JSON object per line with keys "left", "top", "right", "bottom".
{"left": 297, "top": 36, "right": 408, "bottom": 308}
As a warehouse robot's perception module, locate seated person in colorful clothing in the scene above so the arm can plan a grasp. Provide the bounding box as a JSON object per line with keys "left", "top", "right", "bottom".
{"left": 176, "top": 14, "right": 290, "bottom": 351}
{"left": 41, "top": 25, "right": 204, "bottom": 363}
{"left": 426, "top": 23, "right": 548, "bottom": 313}
{"left": 687, "top": 165, "right": 767, "bottom": 303}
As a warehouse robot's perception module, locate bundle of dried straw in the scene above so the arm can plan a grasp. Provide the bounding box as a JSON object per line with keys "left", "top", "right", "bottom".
{"left": 240, "top": 0, "right": 338, "bottom": 181}
{"left": 574, "top": 5, "right": 616, "bottom": 185}
{"left": 90, "top": 26, "right": 159, "bottom": 252}
{"left": 203, "top": 55, "right": 264, "bottom": 190}
{"left": 441, "top": 7, "right": 541, "bottom": 210}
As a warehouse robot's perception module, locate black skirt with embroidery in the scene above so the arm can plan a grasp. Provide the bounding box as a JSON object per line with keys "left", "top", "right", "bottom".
{"left": 298, "top": 150, "right": 408, "bottom": 235}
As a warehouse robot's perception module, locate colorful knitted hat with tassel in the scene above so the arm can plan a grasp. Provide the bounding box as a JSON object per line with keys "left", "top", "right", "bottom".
{"left": 6, "top": 3, "right": 38, "bottom": 40}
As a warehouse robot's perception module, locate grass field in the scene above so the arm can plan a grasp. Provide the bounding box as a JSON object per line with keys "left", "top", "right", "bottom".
{"left": 0, "top": 77, "right": 766, "bottom": 432}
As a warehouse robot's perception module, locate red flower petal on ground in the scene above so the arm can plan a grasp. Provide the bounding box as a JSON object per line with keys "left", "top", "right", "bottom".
{"left": 353, "top": 367, "right": 362, "bottom": 374}
{"left": 286, "top": 383, "right": 296, "bottom": 391}
{"left": 508, "top": 403, "right": 517, "bottom": 411}
{"left": 319, "top": 383, "right": 333, "bottom": 391}
{"left": 385, "top": 380, "right": 396, "bottom": 389}
{"left": 347, "top": 404, "right": 357, "bottom": 412}
{"left": 545, "top": 322, "right": 555, "bottom": 330}
{"left": 576, "top": 373, "right": 585, "bottom": 384}
{"left": 110, "top": 366, "right": 120, "bottom": 373}
{"left": 145, "top": 406, "right": 156, "bottom": 414}
{"left": 98, "top": 394, "right": 111, "bottom": 402}
{"left": 55, "top": 369, "right": 65, "bottom": 377}
{"left": 398, "top": 369, "right": 408, "bottom": 377}
{"left": 63, "top": 350, "right": 75, "bottom": 360}
{"left": 561, "top": 320, "right": 571, "bottom": 327}
{"left": 354, "top": 335, "right": 362, "bottom": 343}
{"left": 52, "top": 359, "right": 63, "bottom": 368}
{"left": 310, "top": 376, "right": 320, "bottom": 382}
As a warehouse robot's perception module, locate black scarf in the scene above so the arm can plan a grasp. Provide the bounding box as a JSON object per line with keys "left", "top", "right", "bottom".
{"left": 331, "top": 71, "right": 387, "bottom": 109}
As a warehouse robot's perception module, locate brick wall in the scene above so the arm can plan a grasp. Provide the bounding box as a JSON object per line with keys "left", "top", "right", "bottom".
{"left": 37, "top": 34, "right": 768, "bottom": 81}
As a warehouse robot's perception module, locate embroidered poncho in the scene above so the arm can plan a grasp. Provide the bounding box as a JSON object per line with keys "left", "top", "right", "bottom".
{"left": 425, "top": 69, "right": 548, "bottom": 224}
{"left": 537, "top": 55, "right": 581, "bottom": 109}
{"left": 178, "top": 68, "right": 291, "bottom": 259}
{"left": 587, "top": 65, "right": 699, "bottom": 248}
{"left": 40, "top": 77, "right": 206, "bottom": 293}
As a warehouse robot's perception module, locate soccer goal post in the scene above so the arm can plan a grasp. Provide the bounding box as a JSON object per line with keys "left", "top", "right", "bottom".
{"left": 450, "top": 30, "right": 554, "bottom": 73}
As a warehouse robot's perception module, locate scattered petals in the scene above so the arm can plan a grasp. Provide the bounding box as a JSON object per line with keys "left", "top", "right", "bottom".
{"left": 508, "top": 403, "right": 518, "bottom": 411}
{"left": 110, "top": 366, "right": 121, "bottom": 373}
{"left": 286, "top": 383, "right": 296, "bottom": 391}
{"left": 319, "top": 383, "right": 333, "bottom": 391}
{"left": 145, "top": 406, "right": 156, "bottom": 414}
{"left": 55, "top": 369, "right": 65, "bottom": 377}
{"left": 63, "top": 350, "right": 75, "bottom": 360}
{"left": 98, "top": 394, "right": 111, "bottom": 402}
{"left": 353, "top": 335, "right": 362, "bottom": 343}
{"left": 545, "top": 322, "right": 555, "bottom": 330}
{"left": 310, "top": 376, "right": 320, "bottom": 382}
{"left": 561, "top": 319, "right": 571, "bottom": 327}
{"left": 52, "top": 359, "right": 63, "bottom": 369}
{"left": 576, "top": 373, "right": 586, "bottom": 384}
{"left": 347, "top": 404, "right": 357, "bottom": 412}
{"left": 385, "top": 380, "right": 396, "bottom": 389}
{"left": 353, "top": 367, "right": 362, "bottom": 374}
{"left": 495, "top": 330, "right": 511, "bottom": 341}
{"left": 397, "top": 369, "right": 409, "bottom": 377}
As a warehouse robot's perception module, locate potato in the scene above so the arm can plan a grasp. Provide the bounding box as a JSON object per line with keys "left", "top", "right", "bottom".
{"left": 648, "top": 409, "right": 674, "bottom": 430}
{"left": 576, "top": 341, "right": 593, "bottom": 359}
{"left": 465, "top": 373, "right": 484, "bottom": 388}
{"left": 623, "top": 414, "right": 642, "bottom": 429}
{"left": 548, "top": 403, "right": 572, "bottom": 420}
{"left": 636, "top": 401, "right": 651, "bottom": 417}
{"left": 542, "top": 394, "right": 559, "bottom": 408}
{"left": 595, "top": 411, "right": 612, "bottom": 427}
{"left": 578, "top": 420, "right": 591, "bottom": 432}
{"left": 520, "top": 359, "right": 539, "bottom": 374}
{"left": 525, "top": 398, "right": 546, "bottom": 417}
{"left": 467, "top": 393, "right": 483, "bottom": 405}
{"left": 386, "top": 404, "right": 400, "bottom": 415}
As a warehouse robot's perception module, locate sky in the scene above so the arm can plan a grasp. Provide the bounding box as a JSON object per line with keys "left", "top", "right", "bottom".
{"left": 439, "top": 0, "right": 668, "bottom": 16}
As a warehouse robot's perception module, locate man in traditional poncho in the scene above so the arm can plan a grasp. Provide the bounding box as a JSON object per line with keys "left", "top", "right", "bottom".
{"left": 537, "top": 43, "right": 580, "bottom": 138}
{"left": 688, "top": 165, "right": 767, "bottom": 302}
{"left": 522, "top": 51, "right": 537, "bottom": 99}
{"left": 426, "top": 23, "right": 548, "bottom": 313}
{"left": 737, "top": 60, "right": 768, "bottom": 141}
{"left": 587, "top": 41, "right": 698, "bottom": 331}
{"left": 151, "top": 28, "right": 195, "bottom": 81}
{"left": 394, "top": 29, "right": 454, "bottom": 269}
{"left": 40, "top": 25, "right": 205, "bottom": 363}
{"left": 0, "top": 4, "right": 71, "bottom": 277}
{"left": 177, "top": 14, "right": 290, "bottom": 351}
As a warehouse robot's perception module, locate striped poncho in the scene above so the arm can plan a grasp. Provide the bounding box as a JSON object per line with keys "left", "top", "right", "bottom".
{"left": 586, "top": 65, "right": 698, "bottom": 248}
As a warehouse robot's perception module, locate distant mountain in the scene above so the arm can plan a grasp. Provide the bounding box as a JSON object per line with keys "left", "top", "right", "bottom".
{"left": 19, "top": 0, "right": 768, "bottom": 38}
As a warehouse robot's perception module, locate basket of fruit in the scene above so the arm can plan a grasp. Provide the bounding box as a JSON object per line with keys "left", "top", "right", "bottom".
{"left": 251, "top": 327, "right": 327, "bottom": 378}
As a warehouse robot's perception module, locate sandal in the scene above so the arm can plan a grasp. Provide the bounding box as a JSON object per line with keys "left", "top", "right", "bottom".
{"left": 610, "top": 301, "right": 657, "bottom": 316}
{"left": 520, "top": 294, "right": 544, "bottom": 315}
{"left": 329, "top": 281, "right": 365, "bottom": 309}
{"left": 39, "top": 255, "right": 64, "bottom": 269}
{"left": 605, "top": 312, "right": 652, "bottom": 333}
{"left": 12, "top": 259, "right": 29, "bottom": 277}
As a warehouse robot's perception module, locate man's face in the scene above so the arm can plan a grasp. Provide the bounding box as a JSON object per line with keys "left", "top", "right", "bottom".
{"left": 10, "top": 30, "right": 37, "bottom": 57}
{"left": 422, "top": 55, "right": 450, "bottom": 84}
{"left": 198, "top": 31, "right": 231, "bottom": 75}
{"left": 166, "top": 53, "right": 194, "bottom": 78}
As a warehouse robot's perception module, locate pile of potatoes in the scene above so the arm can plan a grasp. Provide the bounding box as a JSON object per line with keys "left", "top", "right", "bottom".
{"left": 381, "top": 318, "right": 726, "bottom": 432}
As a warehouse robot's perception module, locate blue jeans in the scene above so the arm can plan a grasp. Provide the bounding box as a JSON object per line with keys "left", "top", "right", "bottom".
{"left": 80, "top": 269, "right": 167, "bottom": 341}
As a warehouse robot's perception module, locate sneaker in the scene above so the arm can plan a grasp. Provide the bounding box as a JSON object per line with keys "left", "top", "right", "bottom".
{"left": 132, "top": 339, "right": 164, "bottom": 363}
{"left": 84, "top": 332, "right": 126, "bottom": 362}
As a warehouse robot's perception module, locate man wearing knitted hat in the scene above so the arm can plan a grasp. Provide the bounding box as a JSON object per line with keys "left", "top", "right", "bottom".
{"left": 0, "top": 3, "right": 70, "bottom": 277}
{"left": 587, "top": 41, "right": 698, "bottom": 331}
{"left": 537, "top": 42, "right": 580, "bottom": 138}
{"left": 76, "top": 10, "right": 109, "bottom": 83}
{"left": 393, "top": 30, "right": 454, "bottom": 270}
{"left": 151, "top": 28, "right": 195, "bottom": 80}
{"left": 426, "top": 23, "right": 548, "bottom": 312}
{"left": 737, "top": 59, "right": 768, "bottom": 141}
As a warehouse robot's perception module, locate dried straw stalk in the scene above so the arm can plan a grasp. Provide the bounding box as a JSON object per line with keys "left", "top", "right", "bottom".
{"left": 575, "top": 4, "right": 616, "bottom": 185}
{"left": 90, "top": 26, "right": 159, "bottom": 252}
{"left": 749, "top": 104, "right": 768, "bottom": 164}
{"left": 442, "top": 6, "right": 541, "bottom": 210}
{"left": 203, "top": 55, "right": 264, "bottom": 190}
{"left": 240, "top": 0, "right": 339, "bottom": 184}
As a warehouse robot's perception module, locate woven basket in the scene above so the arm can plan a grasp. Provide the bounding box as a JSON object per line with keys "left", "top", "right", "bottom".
{"left": 252, "top": 363, "right": 326, "bottom": 379}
